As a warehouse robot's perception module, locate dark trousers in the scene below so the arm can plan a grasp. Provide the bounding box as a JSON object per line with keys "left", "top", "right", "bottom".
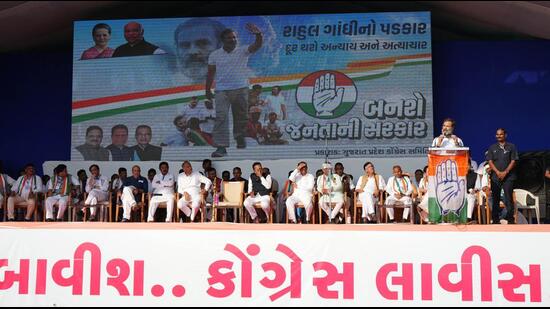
{"left": 212, "top": 88, "right": 249, "bottom": 147}
{"left": 491, "top": 177, "right": 515, "bottom": 223}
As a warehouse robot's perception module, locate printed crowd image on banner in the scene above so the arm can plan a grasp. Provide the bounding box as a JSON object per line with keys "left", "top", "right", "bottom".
{"left": 71, "top": 12, "right": 434, "bottom": 161}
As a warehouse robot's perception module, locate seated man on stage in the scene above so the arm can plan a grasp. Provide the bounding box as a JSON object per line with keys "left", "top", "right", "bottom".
{"left": 243, "top": 162, "right": 273, "bottom": 224}
{"left": 177, "top": 161, "right": 211, "bottom": 222}
{"left": 45, "top": 164, "right": 80, "bottom": 222}
{"left": 417, "top": 166, "right": 429, "bottom": 223}
{"left": 121, "top": 165, "right": 148, "bottom": 222}
{"left": 384, "top": 165, "right": 414, "bottom": 223}
{"left": 431, "top": 118, "right": 464, "bottom": 148}
{"left": 466, "top": 158, "right": 479, "bottom": 223}
{"left": 148, "top": 162, "right": 175, "bottom": 223}
{"left": 0, "top": 161, "right": 16, "bottom": 218}
{"left": 317, "top": 162, "right": 344, "bottom": 224}
{"left": 84, "top": 164, "right": 110, "bottom": 221}
{"left": 7, "top": 163, "right": 43, "bottom": 221}
{"left": 286, "top": 161, "right": 315, "bottom": 224}
{"left": 355, "top": 162, "right": 386, "bottom": 223}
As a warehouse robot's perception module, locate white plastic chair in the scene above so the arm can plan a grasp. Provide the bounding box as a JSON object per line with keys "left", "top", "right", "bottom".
{"left": 513, "top": 189, "right": 540, "bottom": 224}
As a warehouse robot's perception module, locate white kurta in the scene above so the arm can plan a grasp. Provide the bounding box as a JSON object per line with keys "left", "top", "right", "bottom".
{"left": 45, "top": 175, "right": 79, "bottom": 220}
{"left": 148, "top": 173, "right": 175, "bottom": 222}
{"left": 177, "top": 171, "right": 212, "bottom": 221}
{"left": 384, "top": 176, "right": 413, "bottom": 220}
{"left": 317, "top": 174, "right": 344, "bottom": 220}
{"left": 286, "top": 169, "right": 314, "bottom": 223}
{"left": 244, "top": 175, "right": 273, "bottom": 220}
{"left": 85, "top": 175, "right": 110, "bottom": 216}
{"left": 355, "top": 174, "right": 386, "bottom": 219}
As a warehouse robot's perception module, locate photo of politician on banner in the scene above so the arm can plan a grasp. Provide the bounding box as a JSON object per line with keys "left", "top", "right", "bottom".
{"left": 428, "top": 148, "right": 470, "bottom": 224}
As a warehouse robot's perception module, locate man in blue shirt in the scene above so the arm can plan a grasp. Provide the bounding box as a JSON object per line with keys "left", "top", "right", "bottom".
{"left": 121, "top": 165, "right": 148, "bottom": 222}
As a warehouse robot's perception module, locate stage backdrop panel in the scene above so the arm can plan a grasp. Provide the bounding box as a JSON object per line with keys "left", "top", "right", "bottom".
{"left": 0, "top": 224, "right": 547, "bottom": 306}
{"left": 71, "top": 12, "right": 433, "bottom": 161}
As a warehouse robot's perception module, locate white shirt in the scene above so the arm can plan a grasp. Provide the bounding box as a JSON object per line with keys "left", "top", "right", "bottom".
{"left": 177, "top": 171, "right": 212, "bottom": 196}
{"left": 47, "top": 175, "right": 80, "bottom": 196}
{"left": 431, "top": 135, "right": 464, "bottom": 148}
{"left": 289, "top": 169, "right": 315, "bottom": 196}
{"left": 263, "top": 94, "right": 286, "bottom": 121}
{"left": 317, "top": 174, "right": 344, "bottom": 203}
{"left": 247, "top": 175, "right": 272, "bottom": 196}
{"left": 111, "top": 178, "right": 124, "bottom": 191}
{"left": 12, "top": 175, "right": 43, "bottom": 199}
{"left": 179, "top": 104, "right": 206, "bottom": 121}
{"left": 385, "top": 176, "right": 413, "bottom": 196}
{"left": 208, "top": 45, "right": 252, "bottom": 91}
{"left": 85, "top": 175, "right": 109, "bottom": 193}
{"left": 0, "top": 174, "right": 15, "bottom": 195}
{"left": 151, "top": 173, "right": 175, "bottom": 195}
{"left": 355, "top": 174, "right": 386, "bottom": 194}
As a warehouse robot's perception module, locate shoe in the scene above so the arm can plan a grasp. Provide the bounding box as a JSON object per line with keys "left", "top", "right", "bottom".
{"left": 388, "top": 219, "right": 395, "bottom": 223}
{"left": 362, "top": 217, "right": 368, "bottom": 224}
{"left": 46, "top": 218, "right": 54, "bottom": 222}
{"left": 306, "top": 220, "right": 311, "bottom": 224}
{"left": 122, "top": 218, "right": 130, "bottom": 222}
{"left": 500, "top": 219, "right": 508, "bottom": 225}
{"left": 211, "top": 147, "right": 227, "bottom": 158}
{"left": 89, "top": 215, "right": 96, "bottom": 221}
{"left": 7, "top": 218, "right": 15, "bottom": 222}
{"left": 236, "top": 137, "right": 246, "bottom": 149}
{"left": 24, "top": 218, "right": 32, "bottom": 222}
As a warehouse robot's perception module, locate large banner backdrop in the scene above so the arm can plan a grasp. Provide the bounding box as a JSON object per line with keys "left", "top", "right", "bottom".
{"left": 72, "top": 12, "right": 433, "bottom": 161}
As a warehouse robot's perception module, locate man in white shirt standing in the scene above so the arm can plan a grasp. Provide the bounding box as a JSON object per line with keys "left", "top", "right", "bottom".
{"left": 243, "top": 162, "right": 272, "bottom": 223}
{"left": 286, "top": 161, "right": 315, "bottom": 224}
{"left": 148, "top": 162, "right": 175, "bottom": 223}
{"left": 431, "top": 118, "right": 464, "bottom": 148}
{"left": 206, "top": 23, "right": 263, "bottom": 157}
{"left": 7, "top": 163, "right": 43, "bottom": 221}
{"left": 384, "top": 165, "right": 414, "bottom": 223}
{"left": 45, "top": 164, "right": 80, "bottom": 221}
{"left": 177, "top": 161, "right": 212, "bottom": 222}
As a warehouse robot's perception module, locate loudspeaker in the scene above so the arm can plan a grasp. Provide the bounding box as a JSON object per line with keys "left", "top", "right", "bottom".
{"left": 516, "top": 151, "right": 550, "bottom": 222}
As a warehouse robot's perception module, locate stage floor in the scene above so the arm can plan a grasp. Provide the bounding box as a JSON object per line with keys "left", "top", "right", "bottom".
{"left": 1, "top": 221, "right": 549, "bottom": 232}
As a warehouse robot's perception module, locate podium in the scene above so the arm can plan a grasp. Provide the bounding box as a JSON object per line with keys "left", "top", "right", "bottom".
{"left": 427, "top": 147, "right": 470, "bottom": 224}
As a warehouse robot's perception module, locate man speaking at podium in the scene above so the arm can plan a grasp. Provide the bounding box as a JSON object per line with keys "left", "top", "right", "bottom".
{"left": 431, "top": 118, "right": 464, "bottom": 148}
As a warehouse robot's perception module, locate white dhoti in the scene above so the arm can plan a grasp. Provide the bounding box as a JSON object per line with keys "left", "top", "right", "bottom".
{"left": 244, "top": 195, "right": 272, "bottom": 220}
{"left": 148, "top": 193, "right": 174, "bottom": 222}
{"left": 418, "top": 195, "right": 428, "bottom": 213}
{"left": 7, "top": 196, "right": 36, "bottom": 220}
{"left": 357, "top": 191, "right": 378, "bottom": 219}
{"left": 177, "top": 193, "right": 202, "bottom": 221}
{"left": 45, "top": 195, "right": 69, "bottom": 220}
{"left": 85, "top": 189, "right": 109, "bottom": 216}
{"left": 286, "top": 193, "right": 312, "bottom": 223}
{"left": 121, "top": 186, "right": 140, "bottom": 220}
{"left": 385, "top": 195, "right": 413, "bottom": 220}
{"left": 318, "top": 194, "right": 344, "bottom": 220}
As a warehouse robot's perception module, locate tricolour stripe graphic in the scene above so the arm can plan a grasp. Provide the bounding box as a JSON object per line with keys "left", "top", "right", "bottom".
{"left": 72, "top": 53, "right": 431, "bottom": 123}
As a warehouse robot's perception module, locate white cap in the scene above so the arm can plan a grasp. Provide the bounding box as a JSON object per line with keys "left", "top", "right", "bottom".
{"left": 322, "top": 163, "right": 332, "bottom": 169}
